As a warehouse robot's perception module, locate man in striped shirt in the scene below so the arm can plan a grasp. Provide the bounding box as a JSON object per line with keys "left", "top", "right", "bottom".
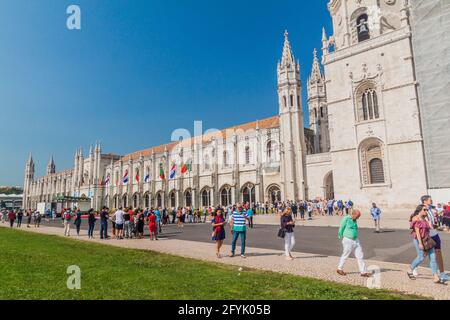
{"left": 229, "top": 203, "right": 250, "bottom": 258}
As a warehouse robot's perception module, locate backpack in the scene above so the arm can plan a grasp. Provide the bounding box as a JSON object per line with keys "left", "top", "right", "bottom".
{"left": 64, "top": 212, "right": 71, "bottom": 220}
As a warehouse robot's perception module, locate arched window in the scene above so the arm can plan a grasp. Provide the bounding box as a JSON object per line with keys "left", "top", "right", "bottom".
{"left": 223, "top": 151, "right": 228, "bottom": 167}
{"left": 357, "top": 14, "right": 370, "bottom": 42}
{"left": 359, "top": 88, "right": 380, "bottom": 121}
{"left": 144, "top": 193, "right": 150, "bottom": 208}
{"left": 220, "top": 187, "right": 232, "bottom": 206}
{"left": 369, "top": 158, "right": 385, "bottom": 184}
{"left": 283, "top": 96, "right": 287, "bottom": 108}
{"left": 245, "top": 146, "right": 251, "bottom": 165}
{"left": 290, "top": 95, "right": 294, "bottom": 107}
{"left": 204, "top": 155, "right": 210, "bottom": 171}
{"left": 242, "top": 184, "right": 255, "bottom": 206}
{"left": 114, "top": 195, "right": 119, "bottom": 209}
{"left": 122, "top": 194, "right": 128, "bottom": 208}
{"left": 133, "top": 193, "right": 139, "bottom": 209}
{"left": 267, "top": 185, "right": 281, "bottom": 204}
{"left": 185, "top": 191, "right": 192, "bottom": 207}
{"left": 202, "top": 189, "right": 211, "bottom": 207}
{"left": 156, "top": 192, "right": 162, "bottom": 208}
{"left": 170, "top": 191, "right": 176, "bottom": 208}
{"left": 266, "top": 140, "right": 278, "bottom": 161}
{"left": 360, "top": 139, "right": 386, "bottom": 185}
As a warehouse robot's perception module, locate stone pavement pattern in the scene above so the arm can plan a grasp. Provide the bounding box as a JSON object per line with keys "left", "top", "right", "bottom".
{"left": 1, "top": 224, "right": 449, "bottom": 300}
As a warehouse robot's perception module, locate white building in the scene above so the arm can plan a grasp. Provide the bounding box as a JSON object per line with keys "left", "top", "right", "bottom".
{"left": 23, "top": 0, "right": 441, "bottom": 212}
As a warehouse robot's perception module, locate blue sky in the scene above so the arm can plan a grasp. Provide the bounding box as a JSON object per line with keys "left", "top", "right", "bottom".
{"left": 0, "top": 0, "right": 332, "bottom": 186}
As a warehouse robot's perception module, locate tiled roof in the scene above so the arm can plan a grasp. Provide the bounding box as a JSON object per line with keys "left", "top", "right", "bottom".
{"left": 119, "top": 115, "right": 280, "bottom": 163}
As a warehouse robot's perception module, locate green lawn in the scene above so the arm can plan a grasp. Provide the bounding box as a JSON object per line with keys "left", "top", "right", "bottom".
{"left": 0, "top": 228, "right": 425, "bottom": 300}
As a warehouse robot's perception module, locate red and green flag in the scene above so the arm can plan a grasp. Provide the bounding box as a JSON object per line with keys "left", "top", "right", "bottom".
{"left": 159, "top": 165, "right": 165, "bottom": 180}
{"left": 181, "top": 160, "right": 192, "bottom": 174}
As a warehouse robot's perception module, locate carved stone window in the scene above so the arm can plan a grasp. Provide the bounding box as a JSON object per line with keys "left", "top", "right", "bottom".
{"left": 360, "top": 139, "right": 386, "bottom": 185}
{"left": 357, "top": 84, "right": 381, "bottom": 122}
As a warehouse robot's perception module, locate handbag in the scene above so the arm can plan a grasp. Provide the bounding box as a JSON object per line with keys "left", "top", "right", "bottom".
{"left": 278, "top": 227, "right": 286, "bottom": 239}
{"left": 422, "top": 236, "right": 437, "bottom": 251}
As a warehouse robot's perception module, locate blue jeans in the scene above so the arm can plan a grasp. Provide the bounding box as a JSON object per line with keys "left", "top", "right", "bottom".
{"left": 88, "top": 223, "right": 95, "bottom": 238}
{"left": 100, "top": 221, "right": 108, "bottom": 239}
{"left": 411, "top": 239, "right": 438, "bottom": 275}
{"left": 328, "top": 207, "right": 333, "bottom": 216}
{"left": 231, "top": 231, "right": 247, "bottom": 255}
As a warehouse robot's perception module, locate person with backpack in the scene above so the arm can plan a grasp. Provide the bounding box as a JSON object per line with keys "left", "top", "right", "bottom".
{"left": 87, "top": 209, "right": 96, "bottom": 239}
{"left": 63, "top": 209, "right": 73, "bottom": 236}
{"left": 34, "top": 210, "right": 42, "bottom": 228}
{"left": 74, "top": 209, "right": 83, "bottom": 236}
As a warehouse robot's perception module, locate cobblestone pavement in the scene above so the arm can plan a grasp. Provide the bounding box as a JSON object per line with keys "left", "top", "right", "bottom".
{"left": 1, "top": 223, "right": 449, "bottom": 300}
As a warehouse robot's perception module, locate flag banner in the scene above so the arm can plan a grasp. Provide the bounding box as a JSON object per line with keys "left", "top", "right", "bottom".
{"left": 169, "top": 164, "right": 177, "bottom": 180}
{"left": 144, "top": 173, "right": 150, "bottom": 183}
{"left": 105, "top": 174, "right": 110, "bottom": 186}
{"left": 159, "top": 165, "right": 165, "bottom": 180}
{"left": 123, "top": 169, "right": 129, "bottom": 185}
{"left": 181, "top": 159, "right": 192, "bottom": 175}
{"left": 135, "top": 168, "right": 140, "bottom": 183}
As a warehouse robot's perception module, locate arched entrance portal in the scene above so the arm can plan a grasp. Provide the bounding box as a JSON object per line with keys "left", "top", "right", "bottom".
{"left": 324, "top": 172, "right": 335, "bottom": 200}
{"left": 267, "top": 185, "right": 281, "bottom": 204}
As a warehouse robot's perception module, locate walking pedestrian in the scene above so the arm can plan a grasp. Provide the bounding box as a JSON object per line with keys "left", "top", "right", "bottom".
{"left": 280, "top": 207, "right": 296, "bottom": 260}
{"left": 136, "top": 210, "right": 145, "bottom": 239}
{"left": 63, "top": 209, "right": 72, "bottom": 236}
{"left": 27, "top": 210, "right": 33, "bottom": 228}
{"left": 34, "top": 210, "right": 41, "bottom": 228}
{"left": 212, "top": 208, "right": 227, "bottom": 258}
{"left": 74, "top": 209, "right": 82, "bottom": 236}
{"left": 100, "top": 207, "right": 109, "bottom": 240}
{"left": 370, "top": 203, "right": 382, "bottom": 233}
{"left": 16, "top": 210, "right": 23, "bottom": 228}
{"left": 148, "top": 211, "right": 157, "bottom": 241}
{"left": 8, "top": 210, "right": 16, "bottom": 228}
{"left": 229, "top": 203, "right": 249, "bottom": 258}
{"left": 407, "top": 205, "right": 446, "bottom": 284}
{"left": 337, "top": 210, "right": 372, "bottom": 277}
{"left": 114, "top": 207, "right": 125, "bottom": 240}
{"left": 88, "top": 209, "right": 96, "bottom": 239}
{"left": 420, "top": 196, "right": 449, "bottom": 282}
{"left": 247, "top": 206, "right": 254, "bottom": 229}
{"left": 124, "top": 209, "right": 131, "bottom": 239}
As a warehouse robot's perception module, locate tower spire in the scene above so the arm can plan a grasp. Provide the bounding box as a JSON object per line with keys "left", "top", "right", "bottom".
{"left": 310, "top": 48, "right": 323, "bottom": 83}
{"left": 280, "top": 30, "right": 295, "bottom": 67}
{"left": 27, "top": 152, "right": 34, "bottom": 164}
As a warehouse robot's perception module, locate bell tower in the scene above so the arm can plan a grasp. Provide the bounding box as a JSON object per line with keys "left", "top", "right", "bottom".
{"left": 277, "top": 31, "right": 308, "bottom": 201}
{"left": 308, "top": 48, "right": 330, "bottom": 154}
{"left": 23, "top": 153, "right": 35, "bottom": 210}
{"left": 46, "top": 156, "right": 56, "bottom": 175}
